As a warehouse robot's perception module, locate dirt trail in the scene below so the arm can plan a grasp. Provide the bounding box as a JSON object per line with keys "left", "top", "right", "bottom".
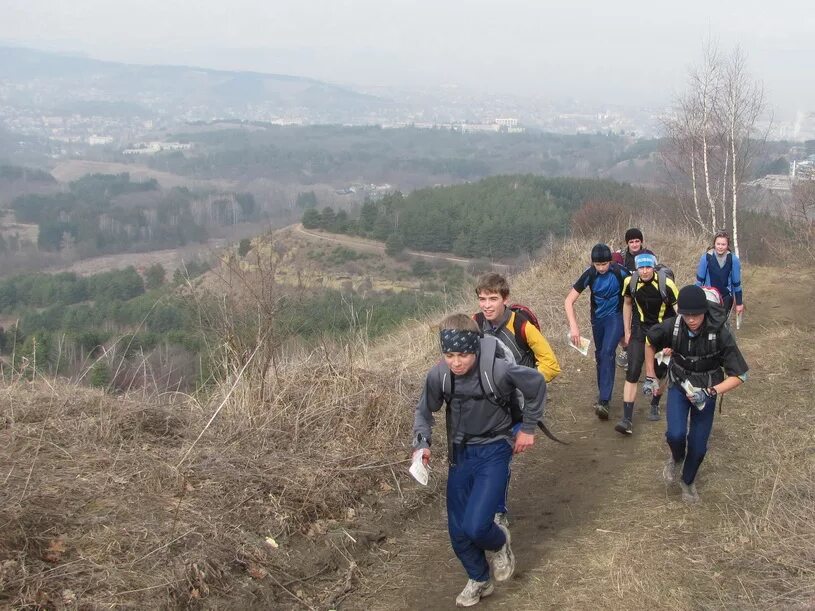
{"left": 341, "top": 266, "right": 812, "bottom": 610}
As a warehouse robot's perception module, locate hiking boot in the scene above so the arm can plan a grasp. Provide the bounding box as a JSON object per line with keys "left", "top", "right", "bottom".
{"left": 491, "top": 523, "right": 515, "bottom": 582}
{"left": 614, "top": 418, "right": 633, "bottom": 435}
{"left": 494, "top": 512, "right": 509, "bottom": 529}
{"left": 647, "top": 403, "right": 661, "bottom": 421}
{"left": 455, "top": 578, "right": 494, "bottom": 607}
{"left": 663, "top": 457, "right": 680, "bottom": 485}
{"left": 642, "top": 377, "right": 659, "bottom": 397}
{"left": 616, "top": 350, "right": 628, "bottom": 369}
{"left": 595, "top": 403, "right": 610, "bottom": 421}
{"left": 680, "top": 481, "right": 700, "bottom": 504}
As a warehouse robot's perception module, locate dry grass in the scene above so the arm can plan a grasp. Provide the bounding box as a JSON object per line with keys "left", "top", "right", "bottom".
{"left": 1, "top": 227, "right": 812, "bottom": 609}
{"left": 538, "top": 323, "right": 815, "bottom": 610}
{"left": 0, "top": 343, "right": 430, "bottom": 608}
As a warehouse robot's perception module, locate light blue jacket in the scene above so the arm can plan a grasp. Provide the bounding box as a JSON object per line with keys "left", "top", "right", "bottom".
{"left": 694, "top": 249, "right": 743, "bottom": 305}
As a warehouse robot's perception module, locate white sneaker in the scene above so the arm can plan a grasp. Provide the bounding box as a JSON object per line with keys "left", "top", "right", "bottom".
{"left": 663, "top": 457, "right": 680, "bottom": 484}
{"left": 491, "top": 523, "right": 515, "bottom": 582}
{"left": 680, "top": 481, "right": 700, "bottom": 503}
{"left": 455, "top": 578, "right": 494, "bottom": 607}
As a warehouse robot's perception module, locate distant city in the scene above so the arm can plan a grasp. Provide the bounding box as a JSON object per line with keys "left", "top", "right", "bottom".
{"left": 1, "top": 45, "right": 814, "bottom": 165}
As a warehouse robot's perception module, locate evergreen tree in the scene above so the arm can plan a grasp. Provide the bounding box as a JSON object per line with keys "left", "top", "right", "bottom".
{"left": 144, "top": 263, "right": 166, "bottom": 290}
{"left": 302, "top": 208, "right": 320, "bottom": 229}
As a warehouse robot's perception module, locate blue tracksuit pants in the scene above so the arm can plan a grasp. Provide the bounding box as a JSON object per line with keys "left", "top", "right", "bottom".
{"left": 592, "top": 313, "right": 624, "bottom": 402}
{"left": 447, "top": 440, "right": 512, "bottom": 581}
{"left": 665, "top": 385, "right": 717, "bottom": 485}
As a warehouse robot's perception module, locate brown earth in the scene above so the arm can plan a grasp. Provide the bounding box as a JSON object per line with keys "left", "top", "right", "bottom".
{"left": 340, "top": 266, "right": 815, "bottom": 610}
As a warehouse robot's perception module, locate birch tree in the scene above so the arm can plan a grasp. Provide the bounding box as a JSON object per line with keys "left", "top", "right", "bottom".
{"left": 662, "top": 42, "right": 766, "bottom": 256}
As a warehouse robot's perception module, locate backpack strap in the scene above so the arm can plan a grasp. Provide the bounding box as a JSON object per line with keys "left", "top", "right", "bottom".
{"left": 586, "top": 265, "right": 598, "bottom": 288}
{"left": 657, "top": 268, "right": 671, "bottom": 305}
{"left": 510, "top": 310, "right": 532, "bottom": 357}
{"left": 612, "top": 264, "right": 627, "bottom": 287}
{"left": 441, "top": 369, "right": 452, "bottom": 403}
{"left": 706, "top": 324, "right": 719, "bottom": 355}
{"left": 727, "top": 253, "right": 741, "bottom": 291}
{"left": 443, "top": 370, "right": 455, "bottom": 465}
{"left": 698, "top": 252, "right": 713, "bottom": 285}
{"left": 671, "top": 316, "right": 682, "bottom": 354}
{"left": 477, "top": 336, "right": 508, "bottom": 408}
{"left": 588, "top": 263, "right": 625, "bottom": 289}
{"left": 628, "top": 270, "right": 639, "bottom": 299}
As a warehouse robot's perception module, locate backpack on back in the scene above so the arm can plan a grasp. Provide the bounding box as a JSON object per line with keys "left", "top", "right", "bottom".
{"left": 439, "top": 335, "right": 567, "bottom": 454}
{"left": 671, "top": 286, "right": 727, "bottom": 355}
{"left": 628, "top": 264, "right": 676, "bottom": 306}
{"left": 509, "top": 304, "right": 540, "bottom": 359}
{"left": 474, "top": 304, "right": 540, "bottom": 365}
{"left": 440, "top": 335, "right": 520, "bottom": 420}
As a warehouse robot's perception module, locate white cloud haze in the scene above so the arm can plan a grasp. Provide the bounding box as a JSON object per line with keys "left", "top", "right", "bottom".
{"left": 2, "top": 0, "right": 813, "bottom": 117}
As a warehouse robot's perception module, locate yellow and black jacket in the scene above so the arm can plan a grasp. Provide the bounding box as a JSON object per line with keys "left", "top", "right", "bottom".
{"left": 474, "top": 309, "right": 561, "bottom": 383}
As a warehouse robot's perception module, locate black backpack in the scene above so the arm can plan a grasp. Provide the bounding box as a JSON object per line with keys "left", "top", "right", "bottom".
{"left": 628, "top": 264, "right": 676, "bottom": 306}
{"left": 671, "top": 287, "right": 727, "bottom": 352}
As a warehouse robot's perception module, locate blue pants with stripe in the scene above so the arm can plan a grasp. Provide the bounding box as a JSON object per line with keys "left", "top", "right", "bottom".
{"left": 665, "top": 385, "right": 717, "bottom": 484}
{"left": 592, "top": 313, "right": 624, "bottom": 402}
{"left": 447, "top": 440, "right": 512, "bottom": 581}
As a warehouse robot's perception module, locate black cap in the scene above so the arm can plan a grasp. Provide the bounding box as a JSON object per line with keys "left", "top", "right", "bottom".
{"left": 677, "top": 285, "right": 708, "bottom": 315}
{"left": 590, "top": 243, "right": 612, "bottom": 263}
{"left": 625, "top": 228, "right": 644, "bottom": 242}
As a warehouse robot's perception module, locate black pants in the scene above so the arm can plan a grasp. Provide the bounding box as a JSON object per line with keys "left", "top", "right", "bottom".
{"left": 626, "top": 325, "right": 667, "bottom": 383}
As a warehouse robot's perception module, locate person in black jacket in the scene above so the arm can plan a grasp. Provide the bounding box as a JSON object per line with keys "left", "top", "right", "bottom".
{"left": 645, "top": 286, "right": 748, "bottom": 503}
{"left": 612, "top": 227, "right": 656, "bottom": 271}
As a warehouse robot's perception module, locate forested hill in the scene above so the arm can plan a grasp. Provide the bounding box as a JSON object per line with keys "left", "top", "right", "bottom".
{"left": 303, "top": 175, "right": 652, "bottom": 258}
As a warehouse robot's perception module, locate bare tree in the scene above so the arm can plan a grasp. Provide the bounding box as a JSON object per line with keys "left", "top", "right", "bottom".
{"left": 720, "top": 46, "right": 766, "bottom": 257}
{"left": 788, "top": 180, "right": 815, "bottom": 259}
{"left": 662, "top": 42, "right": 767, "bottom": 255}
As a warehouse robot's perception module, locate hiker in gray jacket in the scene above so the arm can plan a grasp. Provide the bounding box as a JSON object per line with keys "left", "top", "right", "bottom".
{"left": 411, "top": 313, "right": 546, "bottom": 607}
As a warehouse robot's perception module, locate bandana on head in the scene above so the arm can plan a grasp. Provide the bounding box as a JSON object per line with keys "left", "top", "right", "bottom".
{"left": 439, "top": 329, "right": 480, "bottom": 354}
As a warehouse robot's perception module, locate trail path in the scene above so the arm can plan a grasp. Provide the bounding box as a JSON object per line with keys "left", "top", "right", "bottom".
{"left": 341, "top": 266, "right": 813, "bottom": 610}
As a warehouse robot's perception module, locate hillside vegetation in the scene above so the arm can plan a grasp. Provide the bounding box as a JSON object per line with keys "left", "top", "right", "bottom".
{"left": 1, "top": 226, "right": 812, "bottom": 609}
{"left": 9, "top": 173, "right": 259, "bottom": 256}
{"left": 304, "top": 174, "right": 654, "bottom": 258}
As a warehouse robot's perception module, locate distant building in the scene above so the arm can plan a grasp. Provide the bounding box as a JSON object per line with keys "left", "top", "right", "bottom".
{"left": 747, "top": 174, "right": 791, "bottom": 191}
{"left": 88, "top": 135, "right": 113, "bottom": 146}
{"left": 123, "top": 141, "right": 192, "bottom": 155}
{"left": 791, "top": 159, "right": 815, "bottom": 181}
{"left": 495, "top": 118, "right": 518, "bottom": 128}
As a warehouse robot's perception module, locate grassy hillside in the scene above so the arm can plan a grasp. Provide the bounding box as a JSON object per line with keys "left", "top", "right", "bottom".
{"left": 1, "top": 227, "right": 812, "bottom": 609}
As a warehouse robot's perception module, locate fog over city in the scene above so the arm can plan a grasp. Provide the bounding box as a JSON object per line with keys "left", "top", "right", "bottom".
{"left": 3, "top": 0, "right": 814, "bottom": 120}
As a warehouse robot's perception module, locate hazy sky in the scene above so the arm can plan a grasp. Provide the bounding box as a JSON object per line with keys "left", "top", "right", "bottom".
{"left": 2, "top": 0, "right": 813, "bottom": 117}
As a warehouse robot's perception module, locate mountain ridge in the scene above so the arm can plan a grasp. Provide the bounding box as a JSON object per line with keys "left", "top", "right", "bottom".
{"left": 0, "top": 45, "right": 387, "bottom": 119}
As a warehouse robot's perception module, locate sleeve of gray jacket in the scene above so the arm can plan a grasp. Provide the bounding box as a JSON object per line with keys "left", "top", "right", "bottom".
{"left": 505, "top": 363, "right": 547, "bottom": 434}
{"left": 412, "top": 365, "right": 445, "bottom": 450}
